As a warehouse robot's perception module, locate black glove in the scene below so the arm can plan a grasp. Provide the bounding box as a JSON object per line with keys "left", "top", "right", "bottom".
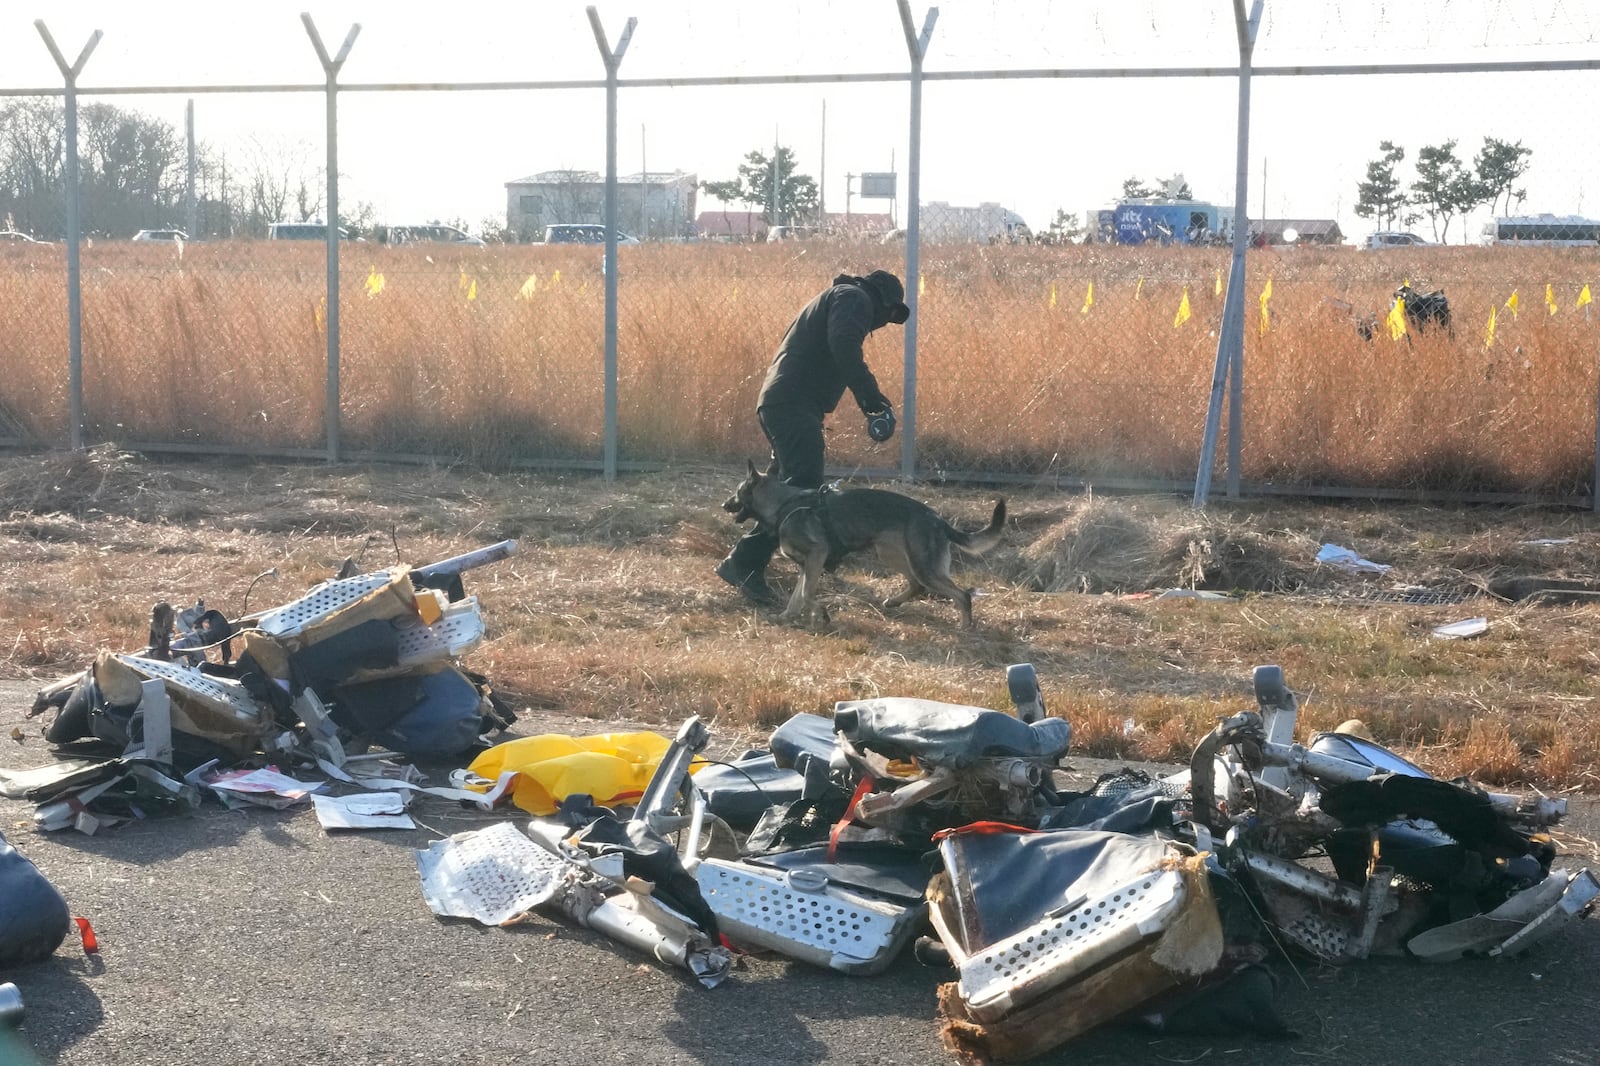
{"left": 858, "top": 390, "right": 892, "bottom": 415}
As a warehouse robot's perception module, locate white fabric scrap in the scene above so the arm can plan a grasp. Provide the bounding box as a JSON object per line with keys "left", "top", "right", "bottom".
{"left": 1316, "top": 543, "right": 1392, "bottom": 575}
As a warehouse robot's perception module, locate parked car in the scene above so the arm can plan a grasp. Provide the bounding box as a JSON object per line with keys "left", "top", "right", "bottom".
{"left": 132, "top": 229, "right": 189, "bottom": 242}
{"left": 542, "top": 224, "right": 639, "bottom": 245}
{"left": 766, "top": 225, "right": 818, "bottom": 243}
{"left": 386, "top": 224, "right": 486, "bottom": 247}
{"left": 1364, "top": 231, "right": 1432, "bottom": 250}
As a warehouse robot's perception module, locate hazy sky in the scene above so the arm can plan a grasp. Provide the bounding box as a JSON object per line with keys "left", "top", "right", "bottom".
{"left": 3, "top": 1, "right": 1597, "bottom": 241}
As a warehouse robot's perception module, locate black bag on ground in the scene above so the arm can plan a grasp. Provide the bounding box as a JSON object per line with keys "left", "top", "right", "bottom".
{"left": 0, "top": 830, "right": 71, "bottom": 966}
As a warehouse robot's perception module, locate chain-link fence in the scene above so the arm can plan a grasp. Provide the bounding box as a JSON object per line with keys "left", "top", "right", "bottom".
{"left": 2, "top": 2, "right": 1598, "bottom": 505}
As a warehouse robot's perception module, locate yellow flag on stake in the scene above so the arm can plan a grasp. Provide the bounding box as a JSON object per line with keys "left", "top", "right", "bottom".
{"left": 1048, "top": 283, "right": 1057, "bottom": 310}
{"left": 1578, "top": 284, "right": 1593, "bottom": 308}
{"left": 1386, "top": 294, "right": 1408, "bottom": 340}
{"left": 1484, "top": 305, "right": 1498, "bottom": 349}
{"left": 1081, "top": 282, "right": 1094, "bottom": 314}
{"left": 364, "top": 266, "right": 384, "bottom": 298}
{"left": 1258, "top": 277, "right": 1273, "bottom": 336}
{"left": 467, "top": 279, "right": 477, "bottom": 302}
{"left": 518, "top": 275, "right": 538, "bottom": 300}
{"left": 1546, "top": 284, "right": 1557, "bottom": 315}
{"left": 1174, "top": 288, "right": 1192, "bottom": 328}
{"left": 553, "top": 269, "right": 562, "bottom": 285}
{"left": 1215, "top": 269, "right": 1223, "bottom": 297}
{"left": 459, "top": 269, "right": 470, "bottom": 291}
{"left": 1135, "top": 276, "right": 1145, "bottom": 300}
{"left": 1505, "top": 289, "right": 1520, "bottom": 317}
{"left": 919, "top": 275, "right": 926, "bottom": 298}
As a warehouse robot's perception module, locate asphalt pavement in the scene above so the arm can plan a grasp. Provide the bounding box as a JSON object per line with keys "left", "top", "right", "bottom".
{"left": 2, "top": 681, "right": 1598, "bottom": 1066}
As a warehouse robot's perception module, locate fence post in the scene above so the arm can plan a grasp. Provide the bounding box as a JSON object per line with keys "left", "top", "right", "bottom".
{"left": 302, "top": 14, "right": 361, "bottom": 464}
{"left": 896, "top": 1, "right": 938, "bottom": 483}
{"left": 588, "top": 7, "right": 636, "bottom": 483}
{"left": 1194, "top": 0, "right": 1263, "bottom": 507}
{"left": 34, "top": 21, "right": 101, "bottom": 453}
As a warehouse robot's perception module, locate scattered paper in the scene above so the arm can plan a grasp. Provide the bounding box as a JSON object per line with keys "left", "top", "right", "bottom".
{"left": 1432, "top": 617, "right": 1489, "bottom": 640}
{"left": 1520, "top": 538, "right": 1574, "bottom": 547}
{"left": 1316, "top": 543, "right": 1392, "bottom": 575}
{"left": 314, "top": 791, "right": 416, "bottom": 831}
{"left": 203, "top": 766, "right": 326, "bottom": 809}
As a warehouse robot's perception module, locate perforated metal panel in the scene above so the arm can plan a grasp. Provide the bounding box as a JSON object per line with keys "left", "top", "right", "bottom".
{"left": 114, "top": 655, "right": 262, "bottom": 722}
{"left": 1257, "top": 883, "right": 1353, "bottom": 961}
{"left": 252, "top": 571, "right": 401, "bottom": 637}
{"left": 697, "top": 859, "right": 921, "bottom": 975}
{"left": 395, "top": 597, "right": 486, "bottom": 664}
{"left": 415, "top": 820, "right": 573, "bottom": 926}
{"left": 952, "top": 868, "right": 1187, "bottom": 1021}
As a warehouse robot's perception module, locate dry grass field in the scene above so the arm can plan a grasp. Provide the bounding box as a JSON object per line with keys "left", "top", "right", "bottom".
{"left": 2, "top": 449, "right": 1597, "bottom": 794}
{"left": 0, "top": 239, "right": 1596, "bottom": 491}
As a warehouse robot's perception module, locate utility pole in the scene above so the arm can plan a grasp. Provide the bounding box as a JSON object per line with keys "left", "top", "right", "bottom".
{"left": 769, "top": 125, "right": 779, "bottom": 225}
{"left": 819, "top": 100, "right": 827, "bottom": 228}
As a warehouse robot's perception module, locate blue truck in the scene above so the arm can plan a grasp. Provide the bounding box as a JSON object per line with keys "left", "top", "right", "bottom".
{"left": 1091, "top": 201, "right": 1232, "bottom": 246}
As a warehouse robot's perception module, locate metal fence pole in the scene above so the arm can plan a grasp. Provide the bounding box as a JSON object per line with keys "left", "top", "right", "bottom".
{"left": 588, "top": 8, "right": 636, "bottom": 483}
{"left": 897, "top": 2, "right": 937, "bottom": 483}
{"left": 1194, "top": 0, "right": 1262, "bottom": 507}
{"left": 35, "top": 22, "right": 101, "bottom": 453}
{"left": 303, "top": 14, "right": 361, "bottom": 464}
{"left": 185, "top": 100, "right": 198, "bottom": 239}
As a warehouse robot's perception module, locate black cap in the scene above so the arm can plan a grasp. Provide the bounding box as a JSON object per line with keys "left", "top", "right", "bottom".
{"left": 863, "top": 269, "right": 910, "bottom": 324}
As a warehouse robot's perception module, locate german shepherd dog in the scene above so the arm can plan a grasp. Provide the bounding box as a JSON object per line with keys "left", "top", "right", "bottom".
{"left": 723, "top": 461, "right": 1006, "bottom": 628}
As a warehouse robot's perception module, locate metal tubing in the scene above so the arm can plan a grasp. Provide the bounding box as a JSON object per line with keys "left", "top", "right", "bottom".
{"left": 897, "top": 2, "right": 938, "bottom": 483}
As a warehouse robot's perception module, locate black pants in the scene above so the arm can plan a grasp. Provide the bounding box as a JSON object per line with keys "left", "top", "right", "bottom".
{"left": 724, "top": 403, "right": 825, "bottom": 573}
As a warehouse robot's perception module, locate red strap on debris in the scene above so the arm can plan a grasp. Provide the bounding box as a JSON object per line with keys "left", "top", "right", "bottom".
{"left": 930, "top": 821, "right": 1040, "bottom": 843}
{"left": 74, "top": 916, "right": 99, "bottom": 954}
{"left": 827, "top": 775, "right": 875, "bottom": 862}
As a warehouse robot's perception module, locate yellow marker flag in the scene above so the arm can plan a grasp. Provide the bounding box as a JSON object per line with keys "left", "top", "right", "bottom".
{"left": 1214, "top": 269, "right": 1223, "bottom": 297}
{"left": 1173, "top": 287, "right": 1192, "bottom": 328}
{"left": 1048, "top": 283, "right": 1057, "bottom": 310}
{"left": 518, "top": 275, "right": 538, "bottom": 300}
{"left": 1578, "top": 284, "right": 1593, "bottom": 308}
{"left": 314, "top": 296, "right": 326, "bottom": 333}
{"left": 552, "top": 269, "right": 562, "bottom": 285}
{"left": 1081, "top": 281, "right": 1094, "bottom": 315}
{"left": 1135, "top": 276, "right": 1145, "bottom": 300}
{"left": 1258, "top": 277, "right": 1273, "bottom": 336}
{"left": 1386, "top": 294, "right": 1407, "bottom": 340}
{"left": 459, "top": 269, "right": 469, "bottom": 292}
{"left": 466, "top": 279, "right": 477, "bottom": 302}
{"left": 1505, "top": 289, "right": 1520, "bottom": 318}
{"left": 1484, "top": 305, "right": 1498, "bottom": 349}
{"left": 918, "top": 274, "right": 926, "bottom": 297}
{"left": 1546, "top": 283, "right": 1557, "bottom": 315}
{"left": 364, "top": 266, "right": 385, "bottom": 298}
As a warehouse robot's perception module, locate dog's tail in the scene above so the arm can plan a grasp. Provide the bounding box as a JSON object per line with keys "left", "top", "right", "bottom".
{"left": 950, "top": 498, "right": 1006, "bottom": 555}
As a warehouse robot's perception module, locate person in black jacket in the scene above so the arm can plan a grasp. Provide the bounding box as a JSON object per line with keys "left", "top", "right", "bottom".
{"left": 716, "top": 269, "right": 910, "bottom": 604}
